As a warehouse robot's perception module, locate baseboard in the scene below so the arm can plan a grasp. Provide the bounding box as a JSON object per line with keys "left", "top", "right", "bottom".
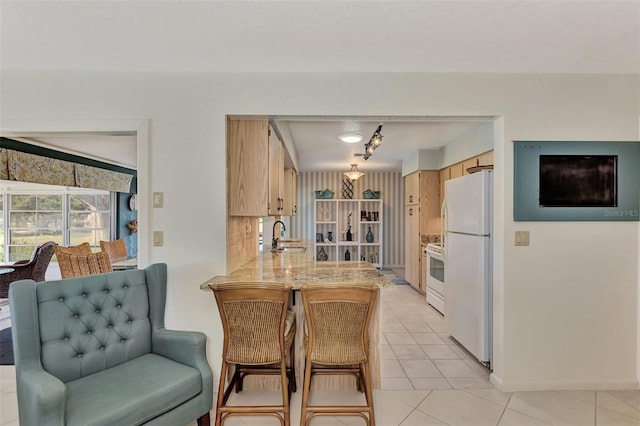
{"left": 496, "top": 377, "right": 640, "bottom": 392}
{"left": 489, "top": 373, "right": 503, "bottom": 390}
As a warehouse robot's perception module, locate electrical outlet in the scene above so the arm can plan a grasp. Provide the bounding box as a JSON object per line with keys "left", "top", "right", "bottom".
{"left": 515, "top": 230, "right": 530, "bottom": 246}
{"left": 153, "top": 231, "right": 164, "bottom": 247}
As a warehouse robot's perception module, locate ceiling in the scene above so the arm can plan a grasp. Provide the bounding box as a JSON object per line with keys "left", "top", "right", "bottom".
{"left": 273, "top": 116, "right": 495, "bottom": 172}
{"left": 1, "top": 1, "right": 637, "bottom": 172}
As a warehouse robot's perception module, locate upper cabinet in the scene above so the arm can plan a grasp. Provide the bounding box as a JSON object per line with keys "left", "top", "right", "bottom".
{"left": 404, "top": 172, "right": 420, "bottom": 205}
{"left": 227, "top": 119, "right": 297, "bottom": 217}
{"left": 268, "top": 127, "right": 285, "bottom": 215}
{"left": 283, "top": 168, "right": 297, "bottom": 216}
{"left": 439, "top": 150, "right": 494, "bottom": 207}
{"left": 268, "top": 126, "right": 298, "bottom": 217}
{"left": 227, "top": 118, "right": 269, "bottom": 217}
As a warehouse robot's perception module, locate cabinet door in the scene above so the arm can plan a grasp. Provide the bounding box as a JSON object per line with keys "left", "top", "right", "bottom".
{"left": 405, "top": 205, "right": 420, "bottom": 291}
{"left": 477, "top": 150, "right": 494, "bottom": 166}
{"left": 405, "top": 172, "right": 420, "bottom": 205}
{"left": 462, "top": 157, "right": 479, "bottom": 176}
{"left": 268, "top": 126, "right": 284, "bottom": 215}
{"left": 227, "top": 119, "right": 269, "bottom": 216}
{"left": 439, "top": 168, "right": 449, "bottom": 210}
{"left": 419, "top": 171, "right": 440, "bottom": 236}
{"left": 449, "top": 163, "right": 464, "bottom": 180}
{"left": 283, "top": 168, "right": 297, "bottom": 216}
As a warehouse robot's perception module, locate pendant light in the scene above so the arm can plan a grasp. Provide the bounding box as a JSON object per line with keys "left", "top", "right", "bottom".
{"left": 343, "top": 164, "right": 365, "bottom": 181}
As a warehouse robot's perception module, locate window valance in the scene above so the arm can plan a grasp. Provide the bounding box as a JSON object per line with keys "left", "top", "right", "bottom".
{"left": 0, "top": 148, "right": 133, "bottom": 192}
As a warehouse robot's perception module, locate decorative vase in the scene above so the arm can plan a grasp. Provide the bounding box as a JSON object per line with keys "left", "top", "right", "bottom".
{"left": 327, "top": 231, "right": 333, "bottom": 242}
{"left": 366, "top": 227, "right": 374, "bottom": 243}
{"left": 344, "top": 249, "right": 351, "bottom": 261}
{"left": 317, "top": 247, "right": 328, "bottom": 261}
{"left": 346, "top": 226, "right": 352, "bottom": 241}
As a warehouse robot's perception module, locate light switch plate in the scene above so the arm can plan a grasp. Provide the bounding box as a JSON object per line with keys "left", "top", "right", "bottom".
{"left": 153, "top": 231, "right": 164, "bottom": 247}
{"left": 515, "top": 230, "right": 530, "bottom": 246}
{"left": 153, "top": 192, "right": 164, "bottom": 208}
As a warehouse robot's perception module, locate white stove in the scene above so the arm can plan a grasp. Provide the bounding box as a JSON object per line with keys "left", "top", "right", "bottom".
{"left": 425, "top": 243, "right": 445, "bottom": 315}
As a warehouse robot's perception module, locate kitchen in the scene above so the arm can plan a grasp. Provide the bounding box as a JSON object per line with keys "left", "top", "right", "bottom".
{"left": 224, "top": 116, "right": 497, "bottom": 372}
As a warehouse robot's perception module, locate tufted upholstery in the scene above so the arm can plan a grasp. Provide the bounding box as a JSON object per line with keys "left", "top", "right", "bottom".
{"left": 38, "top": 269, "right": 151, "bottom": 382}
{"left": 9, "top": 263, "right": 213, "bottom": 426}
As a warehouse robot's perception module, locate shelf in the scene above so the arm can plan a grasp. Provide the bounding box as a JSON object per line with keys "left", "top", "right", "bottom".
{"left": 314, "top": 199, "right": 383, "bottom": 267}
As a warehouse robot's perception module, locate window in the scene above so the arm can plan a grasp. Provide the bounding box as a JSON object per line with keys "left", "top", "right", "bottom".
{"left": 9, "top": 194, "right": 63, "bottom": 261}
{"left": 68, "top": 194, "right": 111, "bottom": 247}
{"left": 1, "top": 182, "right": 113, "bottom": 262}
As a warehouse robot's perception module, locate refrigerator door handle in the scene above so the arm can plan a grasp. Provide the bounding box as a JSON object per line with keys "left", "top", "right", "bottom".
{"left": 440, "top": 198, "right": 447, "bottom": 250}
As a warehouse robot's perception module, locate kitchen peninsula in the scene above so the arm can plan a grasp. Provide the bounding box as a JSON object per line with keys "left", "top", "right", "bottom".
{"left": 201, "top": 242, "right": 394, "bottom": 389}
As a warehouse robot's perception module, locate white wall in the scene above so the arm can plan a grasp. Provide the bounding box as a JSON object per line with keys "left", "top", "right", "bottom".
{"left": 1, "top": 71, "right": 638, "bottom": 391}
{"left": 440, "top": 121, "right": 495, "bottom": 168}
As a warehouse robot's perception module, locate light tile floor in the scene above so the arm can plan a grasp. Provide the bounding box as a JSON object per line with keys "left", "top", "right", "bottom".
{"left": 2, "top": 285, "right": 640, "bottom": 425}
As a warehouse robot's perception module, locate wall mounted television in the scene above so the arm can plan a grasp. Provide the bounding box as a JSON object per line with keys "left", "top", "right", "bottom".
{"left": 514, "top": 141, "right": 640, "bottom": 221}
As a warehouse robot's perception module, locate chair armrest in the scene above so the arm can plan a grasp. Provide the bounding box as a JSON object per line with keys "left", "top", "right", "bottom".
{"left": 152, "top": 328, "right": 209, "bottom": 369}
{"left": 17, "top": 368, "right": 66, "bottom": 426}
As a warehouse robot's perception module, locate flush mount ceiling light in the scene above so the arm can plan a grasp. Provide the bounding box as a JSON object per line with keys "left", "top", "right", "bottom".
{"left": 363, "top": 124, "right": 383, "bottom": 160}
{"left": 338, "top": 132, "right": 364, "bottom": 143}
{"left": 343, "top": 164, "right": 365, "bottom": 181}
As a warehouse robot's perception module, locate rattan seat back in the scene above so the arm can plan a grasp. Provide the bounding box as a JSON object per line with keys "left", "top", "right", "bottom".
{"left": 223, "top": 298, "right": 286, "bottom": 365}
{"left": 99, "top": 239, "right": 128, "bottom": 263}
{"left": 211, "top": 282, "right": 296, "bottom": 426}
{"left": 54, "top": 242, "right": 92, "bottom": 257}
{"left": 300, "top": 282, "right": 378, "bottom": 426}
{"left": 56, "top": 251, "right": 113, "bottom": 279}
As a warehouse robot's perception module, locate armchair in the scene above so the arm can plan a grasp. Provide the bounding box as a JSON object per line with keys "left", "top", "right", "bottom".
{"left": 9, "top": 263, "right": 213, "bottom": 425}
{"left": 0, "top": 240, "right": 55, "bottom": 298}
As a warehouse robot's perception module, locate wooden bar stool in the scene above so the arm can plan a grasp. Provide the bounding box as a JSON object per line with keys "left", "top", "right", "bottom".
{"left": 211, "top": 282, "right": 296, "bottom": 426}
{"left": 300, "top": 283, "right": 378, "bottom": 426}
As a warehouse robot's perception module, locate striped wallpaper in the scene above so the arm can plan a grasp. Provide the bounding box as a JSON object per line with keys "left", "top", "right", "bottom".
{"left": 290, "top": 171, "right": 404, "bottom": 267}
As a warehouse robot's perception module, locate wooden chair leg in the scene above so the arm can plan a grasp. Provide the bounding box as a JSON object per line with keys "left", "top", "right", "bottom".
{"left": 215, "top": 361, "right": 228, "bottom": 426}
{"left": 362, "top": 361, "right": 375, "bottom": 426}
{"left": 289, "top": 338, "right": 297, "bottom": 393}
{"left": 300, "top": 359, "right": 312, "bottom": 426}
{"left": 197, "top": 411, "right": 211, "bottom": 426}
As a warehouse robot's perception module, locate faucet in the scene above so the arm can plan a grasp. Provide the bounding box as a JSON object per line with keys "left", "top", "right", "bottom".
{"left": 272, "top": 220, "right": 286, "bottom": 249}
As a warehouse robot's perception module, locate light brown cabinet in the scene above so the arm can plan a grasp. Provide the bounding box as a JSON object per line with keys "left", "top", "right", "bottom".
{"left": 404, "top": 170, "right": 440, "bottom": 294}
{"left": 283, "top": 168, "right": 297, "bottom": 216}
{"left": 227, "top": 118, "right": 269, "bottom": 217}
{"left": 405, "top": 205, "right": 421, "bottom": 291}
{"left": 405, "top": 172, "right": 420, "bottom": 205}
{"left": 439, "top": 150, "right": 494, "bottom": 207}
{"left": 477, "top": 150, "right": 494, "bottom": 166}
{"left": 268, "top": 127, "right": 285, "bottom": 215}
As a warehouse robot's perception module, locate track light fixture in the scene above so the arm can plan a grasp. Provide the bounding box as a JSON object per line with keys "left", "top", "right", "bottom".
{"left": 363, "top": 124, "right": 383, "bottom": 160}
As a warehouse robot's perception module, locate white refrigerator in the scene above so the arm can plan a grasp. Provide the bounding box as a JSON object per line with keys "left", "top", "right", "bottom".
{"left": 444, "top": 170, "right": 493, "bottom": 367}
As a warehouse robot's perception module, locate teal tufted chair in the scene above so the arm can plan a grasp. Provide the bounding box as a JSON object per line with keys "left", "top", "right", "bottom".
{"left": 9, "top": 263, "right": 213, "bottom": 426}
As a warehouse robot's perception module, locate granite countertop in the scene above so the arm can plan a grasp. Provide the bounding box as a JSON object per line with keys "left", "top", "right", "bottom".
{"left": 201, "top": 241, "right": 395, "bottom": 290}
